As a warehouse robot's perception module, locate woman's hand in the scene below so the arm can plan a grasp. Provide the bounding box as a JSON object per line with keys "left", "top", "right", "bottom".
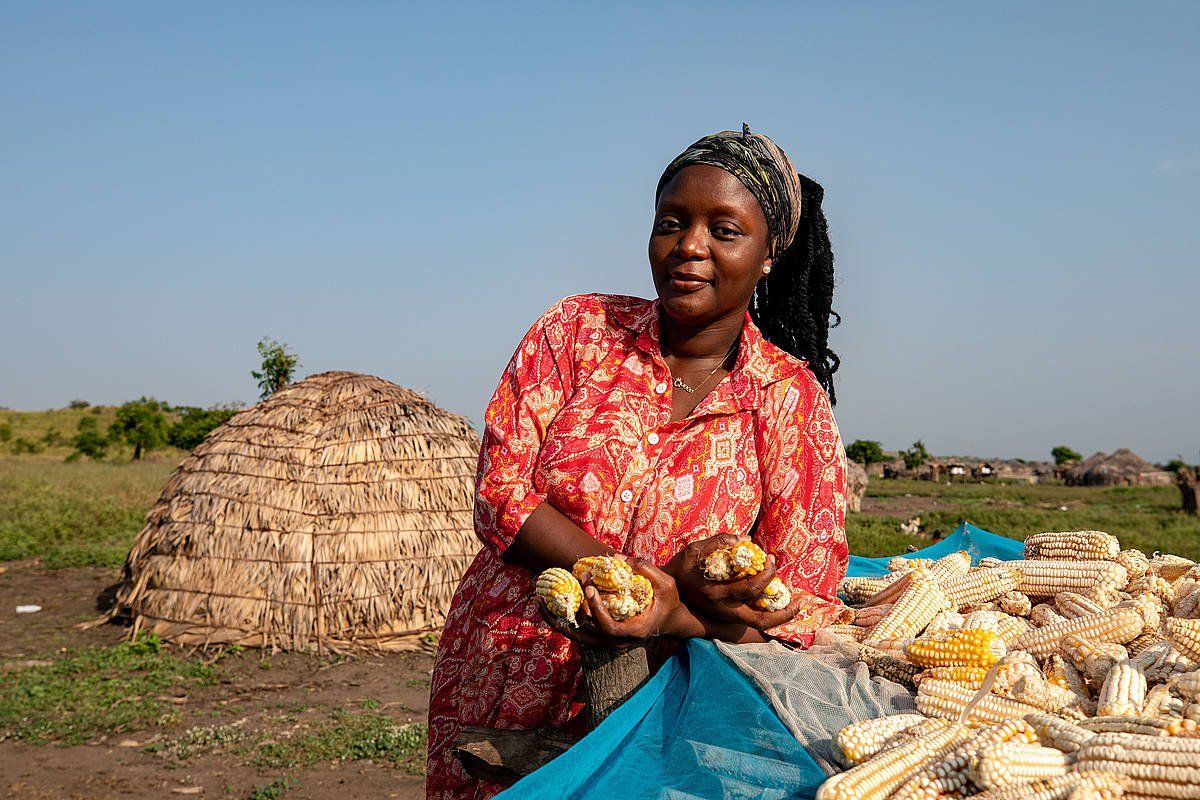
{"left": 664, "top": 533, "right": 807, "bottom": 631}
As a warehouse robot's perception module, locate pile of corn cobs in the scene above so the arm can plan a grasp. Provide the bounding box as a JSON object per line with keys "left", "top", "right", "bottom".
{"left": 820, "top": 531, "right": 1200, "bottom": 800}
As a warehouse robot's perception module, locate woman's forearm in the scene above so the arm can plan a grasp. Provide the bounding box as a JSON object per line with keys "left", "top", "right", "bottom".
{"left": 503, "top": 501, "right": 613, "bottom": 573}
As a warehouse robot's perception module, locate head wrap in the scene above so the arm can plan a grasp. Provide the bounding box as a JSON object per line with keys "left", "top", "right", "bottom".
{"left": 655, "top": 124, "right": 804, "bottom": 258}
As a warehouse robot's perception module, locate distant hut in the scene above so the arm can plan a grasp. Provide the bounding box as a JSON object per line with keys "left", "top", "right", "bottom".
{"left": 106, "top": 371, "right": 480, "bottom": 652}
{"left": 947, "top": 462, "right": 968, "bottom": 481}
{"left": 973, "top": 462, "right": 996, "bottom": 480}
{"left": 1064, "top": 449, "right": 1173, "bottom": 488}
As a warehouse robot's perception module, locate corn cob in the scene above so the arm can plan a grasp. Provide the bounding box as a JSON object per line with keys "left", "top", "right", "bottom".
{"left": 535, "top": 567, "right": 584, "bottom": 625}
{"left": 892, "top": 719, "right": 1036, "bottom": 800}
{"left": 928, "top": 551, "right": 972, "bottom": 583}
{"left": 1056, "top": 591, "right": 1108, "bottom": 619}
{"left": 830, "top": 713, "right": 927, "bottom": 766}
{"left": 888, "top": 556, "right": 933, "bottom": 573}
{"left": 1149, "top": 553, "right": 1195, "bottom": 581}
{"left": 571, "top": 555, "right": 633, "bottom": 592}
{"left": 1075, "top": 731, "right": 1200, "bottom": 798}
{"left": 600, "top": 573, "right": 654, "bottom": 620}
{"left": 1001, "top": 672, "right": 1092, "bottom": 716}
{"left": 865, "top": 569, "right": 921, "bottom": 607}
{"left": 1044, "top": 653, "right": 1092, "bottom": 699}
{"left": 1173, "top": 672, "right": 1200, "bottom": 703}
{"left": 1095, "top": 659, "right": 1147, "bottom": 717}
{"left": 753, "top": 577, "right": 791, "bottom": 611}
{"left": 916, "top": 678, "right": 1044, "bottom": 725}
{"left": 1015, "top": 604, "right": 1145, "bottom": 658}
{"left": 907, "top": 628, "right": 1007, "bottom": 668}
{"left": 916, "top": 665, "right": 990, "bottom": 688}
{"left": 999, "top": 591, "right": 1032, "bottom": 617}
{"left": 1143, "top": 683, "right": 1185, "bottom": 717}
{"left": 980, "top": 557, "right": 1005, "bottom": 569}
{"left": 1000, "top": 560, "right": 1128, "bottom": 598}
{"left": 1077, "top": 716, "right": 1197, "bottom": 736}
{"left": 963, "top": 601, "right": 1000, "bottom": 613}
{"left": 840, "top": 575, "right": 901, "bottom": 606}
{"left": 1024, "top": 531, "right": 1120, "bottom": 561}
{"left": 969, "top": 742, "right": 1070, "bottom": 790}
{"left": 867, "top": 572, "right": 952, "bottom": 642}
{"left": 968, "top": 772, "right": 1128, "bottom": 800}
{"left": 1026, "top": 713, "right": 1095, "bottom": 754}
{"left": 817, "top": 719, "right": 970, "bottom": 800}
{"left": 852, "top": 603, "right": 894, "bottom": 627}
{"left": 942, "top": 567, "right": 1022, "bottom": 609}
{"left": 963, "top": 609, "right": 1032, "bottom": 647}
{"left": 856, "top": 645, "right": 921, "bottom": 689}
{"left": 1061, "top": 635, "right": 1129, "bottom": 685}
{"left": 824, "top": 623, "right": 871, "bottom": 642}
{"left": 1185, "top": 703, "right": 1200, "bottom": 724}
{"left": 1126, "top": 632, "right": 1165, "bottom": 658}
{"left": 1131, "top": 641, "right": 1199, "bottom": 683}
{"left": 1116, "top": 549, "right": 1151, "bottom": 585}
{"left": 1129, "top": 574, "right": 1176, "bottom": 605}
{"left": 925, "top": 609, "right": 966, "bottom": 635}
{"left": 1032, "top": 603, "right": 1070, "bottom": 628}
{"left": 1166, "top": 618, "right": 1200, "bottom": 662}
{"left": 1174, "top": 586, "right": 1200, "bottom": 620}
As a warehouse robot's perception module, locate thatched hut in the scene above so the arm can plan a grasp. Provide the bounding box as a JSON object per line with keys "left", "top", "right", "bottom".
{"left": 1064, "top": 449, "right": 1173, "bottom": 488}
{"left": 108, "top": 371, "right": 480, "bottom": 652}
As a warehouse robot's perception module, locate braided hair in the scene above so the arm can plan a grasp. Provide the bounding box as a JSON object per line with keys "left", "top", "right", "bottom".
{"left": 751, "top": 174, "right": 840, "bottom": 403}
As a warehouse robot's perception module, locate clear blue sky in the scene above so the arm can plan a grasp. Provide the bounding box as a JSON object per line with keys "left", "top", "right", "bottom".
{"left": 3, "top": 2, "right": 1197, "bottom": 463}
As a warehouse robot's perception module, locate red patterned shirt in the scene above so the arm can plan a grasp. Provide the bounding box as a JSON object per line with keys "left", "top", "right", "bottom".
{"left": 427, "top": 293, "right": 848, "bottom": 799}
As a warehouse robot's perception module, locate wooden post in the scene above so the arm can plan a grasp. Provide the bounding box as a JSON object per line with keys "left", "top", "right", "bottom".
{"left": 579, "top": 644, "right": 651, "bottom": 729}
{"left": 1178, "top": 467, "right": 1200, "bottom": 515}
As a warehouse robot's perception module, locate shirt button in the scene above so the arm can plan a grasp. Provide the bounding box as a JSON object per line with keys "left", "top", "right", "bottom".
{"left": 647, "top": 432, "right": 660, "bottom": 445}
{"left": 620, "top": 489, "right": 634, "bottom": 503}
{"left": 654, "top": 382, "right": 667, "bottom": 395}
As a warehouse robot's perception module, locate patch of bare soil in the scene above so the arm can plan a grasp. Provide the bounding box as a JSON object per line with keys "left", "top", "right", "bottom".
{"left": 859, "top": 494, "right": 951, "bottom": 518}
{"left": 0, "top": 563, "right": 433, "bottom": 800}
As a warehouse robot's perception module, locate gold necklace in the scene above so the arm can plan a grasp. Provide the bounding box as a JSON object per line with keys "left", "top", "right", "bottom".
{"left": 671, "top": 339, "right": 739, "bottom": 395}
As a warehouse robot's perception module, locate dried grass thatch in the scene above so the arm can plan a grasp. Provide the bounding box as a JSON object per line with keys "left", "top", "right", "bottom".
{"left": 106, "top": 371, "right": 480, "bottom": 652}
{"left": 1064, "top": 448, "right": 1172, "bottom": 488}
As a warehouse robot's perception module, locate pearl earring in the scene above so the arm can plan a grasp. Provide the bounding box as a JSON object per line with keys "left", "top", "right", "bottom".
{"left": 762, "top": 264, "right": 772, "bottom": 274}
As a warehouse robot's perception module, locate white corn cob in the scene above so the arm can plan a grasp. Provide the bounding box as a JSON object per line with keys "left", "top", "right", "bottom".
{"left": 941, "top": 567, "right": 1022, "bottom": 609}
{"left": 818, "top": 720, "right": 971, "bottom": 800}
{"left": 1015, "top": 604, "right": 1145, "bottom": 658}
{"left": 1001, "top": 672, "right": 1091, "bottom": 716}
{"left": 856, "top": 646, "right": 922, "bottom": 689}
{"left": 1043, "top": 653, "right": 1092, "bottom": 701}
{"left": 1128, "top": 574, "right": 1176, "bottom": 605}
{"left": 999, "top": 560, "right": 1128, "bottom": 598}
{"left": 1026, "top": 713, "right": 1095, "bottom": 754}
{"left": 979, "top": 557, "right": 1005, "bottom": 569}
{"left": 1095, "top": 659, "right": 1147, "bottom": 717}
{"left": 963, "top": 610, "right": 1032, "bottom": 646}
{"left": 867, "top": 572, "right": 952, "bottom": 642}
{"left": 1024, "top": 531, "right": 1120, "bottom": 561}
{"left": 999, "top": 591, "right": 1032, "bottom": 617}
{"left": 1149, "top": 553, "right": 1195, "bottom": 582}
{"left": 600, "top": 573, "right": 654, "bottom": 620}
{"left": 925, "top": 609, "right": 966, "bottom": 635}
{"left": 840, "top": 574, "right": 903, "bottom": 606}
{"left": 928, "top": 551, "right": 972, "bottom": 583}
{"left": 1173, "top": 672, "right": 1200, "bottom": 703}
{"left": 1143, "top": 683, "right": 1185, "bottom": 717}
{"left": 1116, "top": 549, "right": 1150, "bottom": 585}
{"left": 1031, "top": 603, "right": 1070, "bottom": 628}
{"left": 1061, "top": 635, "right": 1129, "bottom": 685}
{"left": 535, "top": 567, "right": 584, "bottom": 625}
{"left": 1075, "top": 731, "right": 1200, "bottom": 798}
{"left": 889, "top": 556, "right": 933, "bottom": 573}
{"left": 1056, "top": 591, "right": 1109, "bottom": 619}
{"left": 916, "top": 678, "right": 1043, "bottom": 726}
{"left": 1131, "top": 641, "right": 1199, "bottom": 683}
{"left": 1077, "top": 716, "right": 1197, "bottom": 737}
{"left": 968, "top": 772, "right": 1128, "bottom": 800}
{"left": 753, "top": 577, "right": 791, "bottom": 611}
{"left": 969, "top": 742, "right": 1070, "bottom": 790}
{"left": 824, "top": 623, "right": 871, "bottom": 642}
{"left": 891, "top": 719, "right": 1036, "bottom": 800}
{"left": 831, "top": 713, "right": 927, "bottom": 766}
{"left": 1166, "top": 618, "right": 1200, "bottom": 662}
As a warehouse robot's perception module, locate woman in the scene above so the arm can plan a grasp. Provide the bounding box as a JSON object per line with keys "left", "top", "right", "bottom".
{"left": 427, "top": 126, "right": 849, "bottom": 800}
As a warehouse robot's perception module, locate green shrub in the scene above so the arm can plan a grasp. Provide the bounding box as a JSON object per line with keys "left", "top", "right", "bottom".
{"left": 167, "top": 405, "right": 239, "bottom": 450}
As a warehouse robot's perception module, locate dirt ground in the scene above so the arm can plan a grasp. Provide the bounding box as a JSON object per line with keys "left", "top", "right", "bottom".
{"left": 0, "top": 563, "right": 432, "bottom": 800}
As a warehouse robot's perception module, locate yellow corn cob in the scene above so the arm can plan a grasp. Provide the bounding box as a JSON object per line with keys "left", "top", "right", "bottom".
{"left": 728, "top": 540, "right": 766, "bottom": 577}
{"left": 535, "top": 567, "right": 584, "bottom": 625}
{"left": 969, "top": 742, "right": 1070, "bottom": 790}
{"left": 1075, "top": 732, "right": 1200, "bottom": 799}
{"left": 753, "top": 577, "right": 791, "bottom": 611}
{"left": 1000, "top": 560, "right": 1128, "bottom": 598}
{"left": 1166, "top": 618, "right": 1200, "bottom": 662}
{"left": 817, "top": 720, "right": 969, "bottom": 800}
{"left": 916, "top": 665, "right": 990, "bottom": 687}
{"left": 1131, "top": 640, "right": 1199, "bottom": 683}
{"left": 1095, "top": 659, "right": 1147, "bottom": 717}
{"left": 1031, "top": 603, "right": 1070, "bottom": 627}
{"left": 969, "top": 772, "right": 1128, "bottom": 800}
{"left": 1026, "top": 713, "right": 1095, "bottom": 754}
{"left": 1015, "top": 604, "right": 1146, "bottom": 658}
{"left": 1148, "top": 553, "right": 1195, "bottom": 581}
{"left": 571, "top": 555, "right": 633, "bottom": 592}
{"left": 1055, "top": 591, "right": 1108, "bottom": 619}
{"left": 941, "top": 567, "right": 1022, "bottom": 610}
{"left": 830, "top": 713, "right": 927, "bottom": 766}
{"left": 627, "top": 573, "right": 652, "bottom": 608}
{"left": 928, "top": 551, "right": 972, "bottom": 583}
{"left": 998, "top": 591, "right": 1032, "bottom": 617}
{"left": 891, "top": 719, "right": 1036, "bottom": 800}
{"left": 1116, "top": 548, "right": 1150, "bottom": 585}
{"left": 916, "top": 678, "right": 1044, "bottom": 726}
{"left": 597, "top": 574, "right": 654, "bottom": 621}
{"left": 906, "top": 628, "right": 1007, "bottom": 668}
{"left": 867, "top": 572, "right": 952, "bottom": 642}
{"left": 856, "top": 646, "right": 922, "bottom": 690}
{"left": 1023, "top": 531, "right": 1120, "bottom": 561}
{"left": 1078, "top": 716, "right": 1198, "bottom": 737}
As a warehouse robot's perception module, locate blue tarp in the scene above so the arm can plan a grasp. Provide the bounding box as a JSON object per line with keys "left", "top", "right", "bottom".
{"left": 497, "top": 522, "right": 1023, "bottom": 800}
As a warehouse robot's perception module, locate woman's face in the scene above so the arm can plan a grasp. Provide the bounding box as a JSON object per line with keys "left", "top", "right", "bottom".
{"left": 649, "top": 164, "right": 772, "bottom": 328}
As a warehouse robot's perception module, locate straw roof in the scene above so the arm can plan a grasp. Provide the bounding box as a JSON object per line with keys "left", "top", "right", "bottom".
{"left": 1064, "top": 448, "right": 1173, "bottom": 488}
{"left": 109, "top": 371, "right": 481, "bottom": 652}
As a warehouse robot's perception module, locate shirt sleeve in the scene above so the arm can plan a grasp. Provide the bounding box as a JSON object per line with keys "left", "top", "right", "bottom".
{"left": 472, "top": 299, "right": 576, "bottom": 553}
{"left": 754, "top": 376, "right": 851, "bottom": 646}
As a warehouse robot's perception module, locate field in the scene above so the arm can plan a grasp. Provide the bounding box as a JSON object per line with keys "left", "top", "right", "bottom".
{"left": 2, "top": 455, "right": 1198, "bottom": 799}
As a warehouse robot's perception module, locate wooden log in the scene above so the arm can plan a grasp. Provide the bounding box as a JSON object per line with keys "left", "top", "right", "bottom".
{"left": 580, "top": 644, "right": 651, "bottom": 728}
{"left": 1178, "top": 467, "right": 1199, "bottom": 515}
{"left": 453, "top": 726, "right": 578, "bottom": 786}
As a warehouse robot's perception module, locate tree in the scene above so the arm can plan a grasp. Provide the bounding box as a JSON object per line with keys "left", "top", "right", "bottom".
{"left": 900, "top": 440, "right": 930, "bottom": 470}
{"left": 108, "top": 397, "right": 168, "bottom": 460}
{"left": 0, "top": 422, "right": 11, "bottom": 444}
{"left": 1165, "top": 458, "right": 1192, "bottom": 474}
{"left": 167, "top": 405, "right": 240, "bottom": 450}
{"left": 251, "top": 337, "right": 301, "bottom": 399}
{"left": 68, "top": 399, "right": 90, "bottom": 409}
{"left": 846, "top": 439, "right": 886, "bottom": 466}
{"left": 1051, "top": 446, "right": 1082, "bottom": 465}
{"left": 70, "top": 415, "right": 109, "bottom": 460}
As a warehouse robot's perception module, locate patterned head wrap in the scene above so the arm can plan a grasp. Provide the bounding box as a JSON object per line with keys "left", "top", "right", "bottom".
{"left": 655, "top": 124, "right": 804, "bottom": 258}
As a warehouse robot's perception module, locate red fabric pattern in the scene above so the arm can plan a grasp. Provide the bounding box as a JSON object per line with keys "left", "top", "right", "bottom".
{"left": 426, "top": 294, "right": 848, "bottom": 799}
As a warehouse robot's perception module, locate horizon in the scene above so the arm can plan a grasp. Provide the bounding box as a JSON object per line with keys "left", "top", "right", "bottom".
{"left": 2, "top": 2, "right": 1197, "bottom": 464}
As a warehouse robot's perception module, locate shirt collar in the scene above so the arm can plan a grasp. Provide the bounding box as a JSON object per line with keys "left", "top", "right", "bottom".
{"left": 609, "top": 296, "right": 807, "bottom": 412}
